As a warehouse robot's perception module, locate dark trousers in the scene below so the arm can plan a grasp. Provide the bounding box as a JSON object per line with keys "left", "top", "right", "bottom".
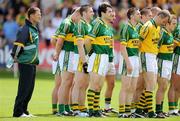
{"left": 13, "top": 63, "right": 36, "bottom": 117}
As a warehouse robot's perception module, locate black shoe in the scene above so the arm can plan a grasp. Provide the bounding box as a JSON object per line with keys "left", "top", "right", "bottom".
{"left": 88, "top": 111, "right": 94, "bottom": 117}
{"left": 67, "top": 110, "right": 74, "bottom": 116}
{"left": 52, "top": 111, "right": 58, "bottom": 115}
{"left": 156, "top": 112, "right": 166, "bottom": 118}
{"left": 148, "top": 112, "right": 158, "bottom": 118}
{"left": 94, "top": 111, "right": 106, "bottom": 117}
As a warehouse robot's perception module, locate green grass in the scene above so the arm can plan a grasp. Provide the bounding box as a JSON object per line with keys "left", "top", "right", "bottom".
{"left": 0, "top": 70, "right": 180, "bottom": 121}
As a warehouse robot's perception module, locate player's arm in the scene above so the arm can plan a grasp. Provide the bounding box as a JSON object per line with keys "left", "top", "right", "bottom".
{"left": 173, "top": 29, "right": 180, "bottom": 48}
{"left": 77, "top": 39, "right": 87, "bottom": 62}
{"left": 53, "top": 37, "right": 64, "bottom": 61}
{"left": 157, "top": 29, "right": 165, "bottom": 48}
{"left": 53, "top": 22, "right": 69, "bottom": 61}
{"left": 120, "top": 25, "right": 132, "bottom": 74}
{"left": 75, "top": 22, "right": 87, "bottom": 63}
{"left": 51, "top": 35, "right": 58, "bottom": 46}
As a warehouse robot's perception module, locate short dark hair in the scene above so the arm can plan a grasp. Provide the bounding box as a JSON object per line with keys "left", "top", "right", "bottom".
{"left": 98, "top": 2, "right": 112, "bottom": 17}
{"left": 27, "top": 7, "right": 39, "bottom": 19}
{"left": 80, "top": 4, "right": 91, "bottom": 16}
{"left": 127, "top": 7, "right": 138, "bottom": 19}
{"left": 140, "top": 8, "right": 151, "bottom": 16}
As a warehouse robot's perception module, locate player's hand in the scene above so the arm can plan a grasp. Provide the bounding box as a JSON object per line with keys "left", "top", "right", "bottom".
{"left": 126, "top": 62, "right": 133, "bottom": 74}
{"left": 53, "top": 52, "right": 59, "bottom": 61}
{"left": 83, "top": 62, "right": 88, "bottom": 73}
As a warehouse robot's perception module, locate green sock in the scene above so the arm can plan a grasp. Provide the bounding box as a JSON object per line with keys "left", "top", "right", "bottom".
{"left": 65, "top": 104, "right": 71, "bottom": 112}
{"left": 58, "top": 104, "right": 65, "bottom": 113}
{"left": 156, "top": 104, "right": 162, "bottom": 113}
{"left": 52, "top": 104, "right": 57, "bottom": 113}
{"left": 175, "top": 102, "right": 178, "bottom": 109}
{"left": 161, "top": 101, "right": 164, "bottom": 112}
{"left": 169, "top": 102, "right": 175, "bottom": 111}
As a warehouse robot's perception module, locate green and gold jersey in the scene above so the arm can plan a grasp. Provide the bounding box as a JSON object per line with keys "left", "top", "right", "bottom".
{"left": 53, "top": 16, "right": 75, "bottom": 51}
{"left": 120, "top": 22, "right": 139, "bottom": 56}
{"left": 86, "top": 17, "right": 112, "bottom": 55}
{"left": 158, "top": 28, "right": 174, "bottom": 61}
{"left": 136, "top": 21, "right": 143, "bottom": 34}
{"left": 74, "top": 18, "right": 91, "bottom": 54}
{"left": 172, "top": 23, "right": 180, "bottom": 55}
{"left": 140, "top": 19, "right": 161, "bottom": 54}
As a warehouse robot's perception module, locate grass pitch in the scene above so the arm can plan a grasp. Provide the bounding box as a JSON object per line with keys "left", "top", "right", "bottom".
{"left": 0, "top": 70, "right": 179, "bottom": 121}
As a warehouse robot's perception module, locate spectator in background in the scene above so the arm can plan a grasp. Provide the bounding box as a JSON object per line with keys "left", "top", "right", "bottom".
{"left": 0, "top": 28, "right": 6, "bottom": 49}
{"left": 42, "top": 20, "right": 56, "bottom": 47}
{"left": 60, "top": 0, "right": 73, "bottom": 19}
{"left": 16, "top": 6, "right": 26, "bottom": 26}
{"left": 52, "top": 9, "right": 63, "bottom": 30}
{"left": 39, "top": 7, "right": 53, "bottom": 32}
{"left": 0, "top": 10, "right": 4, "bottom": 31}
{"left": 3, "top": 14, "right": 19, "bottom": 45}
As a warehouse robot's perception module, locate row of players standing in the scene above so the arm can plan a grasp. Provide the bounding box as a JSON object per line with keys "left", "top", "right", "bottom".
{"left": 51, "top": 2, "right": 180, "bottom": 118}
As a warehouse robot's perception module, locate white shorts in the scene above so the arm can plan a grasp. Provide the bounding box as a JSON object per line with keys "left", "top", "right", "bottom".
{"left": 158, "top": 59, "right": 173, "bottom": 80}
{"left": 140, "top": 52, "right": 158, "bottom": 74}
{"left": 73, "top": 53, "right": 88, "bottom": 72}
{"left": 106, "top": 62, "right": 116, "bottom": 75}
{"left": 119, "top": 54, "right": 139, "bottom": 77}
{"left": 59, "top": 50, "right": 74, "bottom": 73}
{"left": 172, "top": 53, "right": 180, "bottom": 75}
{"left": 87, "top": 53, "right": 109, "bottom": 76}
{"left": 52, "top": 60, "right": 60, "bottom": 74}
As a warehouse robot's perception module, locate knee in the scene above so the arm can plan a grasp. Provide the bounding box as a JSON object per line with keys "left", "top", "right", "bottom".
{"left": 174, "top": 86, "right": 180, "bottom": 93}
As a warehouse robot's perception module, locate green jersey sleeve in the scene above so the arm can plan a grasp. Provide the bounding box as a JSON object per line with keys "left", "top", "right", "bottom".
{"left": 74, "top": 21, "right": 84, "bottom": 40}
{"left": 87, "top": 20, "right": 101, "bottom": 40}
{"left": 120, "top": 24, "right": 128, "bottom": 46}
{"left": 55, "top": 20, "right": 70, "bottom": 38}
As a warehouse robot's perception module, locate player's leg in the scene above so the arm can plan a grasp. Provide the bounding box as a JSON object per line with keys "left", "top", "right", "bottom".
{"left": 57, "top": 71, "right": 74, "bottom": 115}
{"left": 104, "top": 75, "right": 115, "bottom": 109}
{"left": 57, "top": 51, "right": 74, "bottom": 115}
{"left": 52, "top": 73, "right": 61, "bottom": 114}
{"left": 104, "top": 62, "right": 116, "bottom": 113}
{"left": 168, "top": 77, "right": 176, "bottom": 115}
{"left": 87, "top": 53, "right": 109, "bottom": 117}
{"left": 173, "top": 73, "right": 180, "bottom": 115}
{"left": 78, "top": 73, "right": 89, "bottom": 116}
{"left": 135, "top": 53, "right": 157, "bottom": 118}
{"left": 125, "top": 56, "right": 139, "bottom": 116}
{"left": 132, "top": 72, "right": 145, "bottom": 113}
{"left": 156, "top": 59, "right": 172, "bottom": 118}
{"left": 168, "top": 54, "right": 180, "bottom": 116}
{"left": 71, "top": 72, "right": 88, "bottom": 114}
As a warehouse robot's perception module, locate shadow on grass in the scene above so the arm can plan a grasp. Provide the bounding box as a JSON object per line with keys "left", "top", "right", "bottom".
{"left": 0, "top": 69, "right": 54, "bottom": 80}
{"left": 0, "top": 113, "right": 54, "bottom": 118}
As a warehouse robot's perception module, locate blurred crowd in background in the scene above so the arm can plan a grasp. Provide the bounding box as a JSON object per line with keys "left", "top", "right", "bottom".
{"left": 0, "top": 0, "right": 179, "bottom": 49}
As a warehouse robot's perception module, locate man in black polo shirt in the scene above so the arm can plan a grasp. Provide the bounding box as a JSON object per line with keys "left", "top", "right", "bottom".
{"left": 11, "top": 7, "right": 41, "bottom": 117}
